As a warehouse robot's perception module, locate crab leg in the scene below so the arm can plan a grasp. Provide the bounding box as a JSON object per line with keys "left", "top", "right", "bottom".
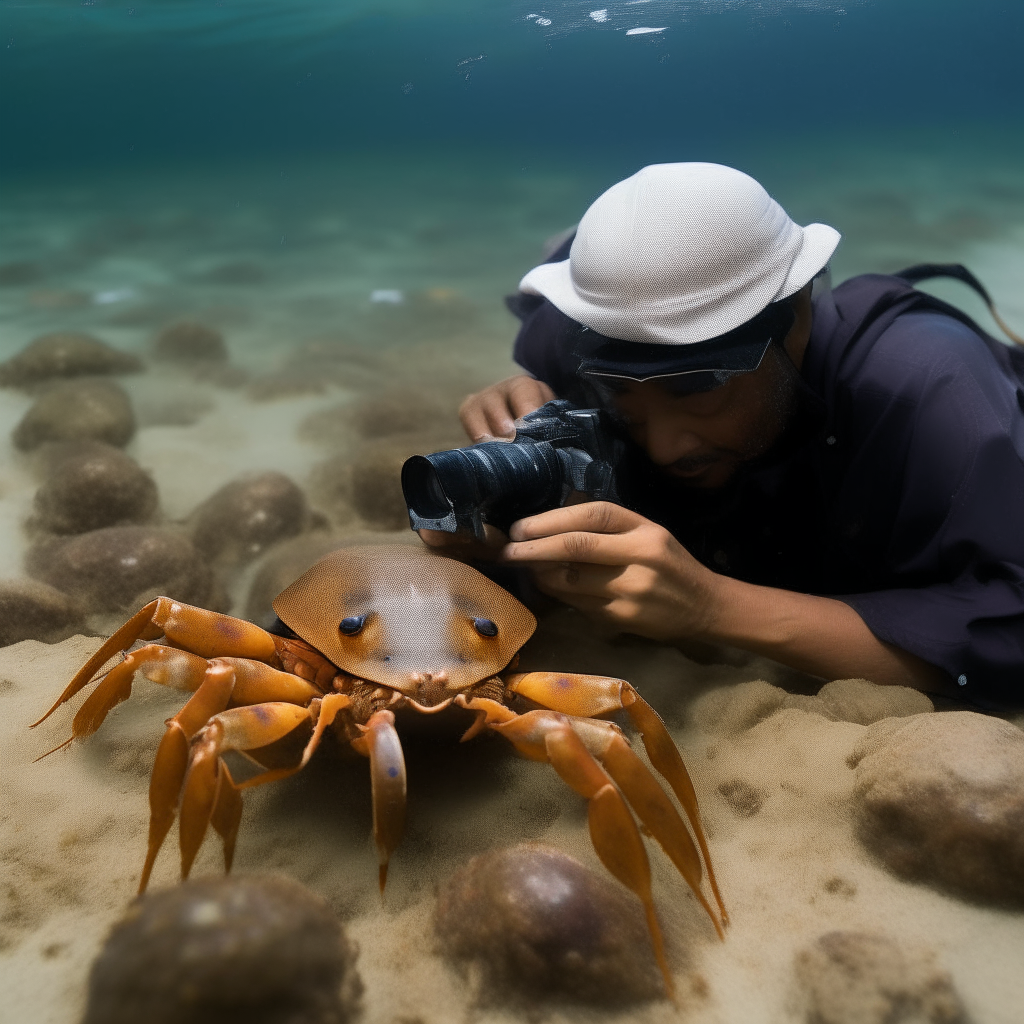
{"left": 351, "top": 710, "right": 407, "bottom": 893}
{"left": 136, "top": 658, "right": 323, "bottom": 892}
{"left": 39, "top": 644, "right": 320, "bottom": 759}
{"left": 178, "top": 693, "right": 351, "bottom": 880}
{"left": 490, "top": 707, "right": 676, "bottom": 1001}
{"left": 506, "top": 671, "right": 728, "bottom": 927}
{"left": 33, "top": 598, "right": 279, "bottom": 728}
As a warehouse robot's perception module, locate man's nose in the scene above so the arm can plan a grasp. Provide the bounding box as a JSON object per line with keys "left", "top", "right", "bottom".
{"left": 639, "top": 412, "right": 706, "bottom": 466}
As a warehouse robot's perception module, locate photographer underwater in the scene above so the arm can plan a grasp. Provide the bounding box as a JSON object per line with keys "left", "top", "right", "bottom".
{"left": 410, "top": 162, "right": 1024, "bottom": 709}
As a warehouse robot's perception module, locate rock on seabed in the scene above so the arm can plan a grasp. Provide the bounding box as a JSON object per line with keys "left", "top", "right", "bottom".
{"left": 0, "top": 578, "right": 86, "bottom": 646}
{"left": 83, "top": 875, "right": 361, "bottom": 1024}
{"left": 12, "top": 379, "right": 137, "bottom": 451}
{"left": 189, "top": 471, "right": 309, "bottom": 564}
{"left": 792, "top": 930, "right": 967, "bottom": 1024}
{"left": 851, "top": 711, "right": 1024, "bottom": 904}
{"left": 435, "top": 843, "right": 665, "bottom": 1004}
{"left": 0, "top": 331, "right": 142, "bottom": 388}
{"left": 26, "top": 525, "right": 219, "bottom": 613}
{"left": 32, "top": 440, "right": 159, "bottom": 534}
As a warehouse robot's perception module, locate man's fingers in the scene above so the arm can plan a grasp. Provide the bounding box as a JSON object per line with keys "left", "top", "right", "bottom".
{"left": 509, "top": 502, "right": 643, "bottom": 542}
{"left": 501, "top": 530, "right": 640, "bottom": 566}
{"left": 530, "top": 562, "right": 625, "bottom": 598}
{"left": 509, "top": 377, "right": 555, "bottom": 419}
{"left": 459, "top": 375, "right": 550, "bottom": 443}
{"left": 460, "top": 396, "right": 513, "bottom": 442}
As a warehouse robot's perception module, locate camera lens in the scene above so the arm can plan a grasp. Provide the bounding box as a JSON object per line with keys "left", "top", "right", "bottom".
{"left": 402, "top": 456, "right": 453, "bottom": 519}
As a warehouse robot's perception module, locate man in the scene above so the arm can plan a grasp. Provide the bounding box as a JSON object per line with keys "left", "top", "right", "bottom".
{"left": 437, "top": 163, "right": 1024, "bottom": 708}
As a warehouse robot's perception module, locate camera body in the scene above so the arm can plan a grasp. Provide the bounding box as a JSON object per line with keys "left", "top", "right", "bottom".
{"left": 402, "top": 399, "right": 624, "bottom": 540}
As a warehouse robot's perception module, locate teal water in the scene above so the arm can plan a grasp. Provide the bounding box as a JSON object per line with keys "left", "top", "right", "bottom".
{"left": 1, "top": 7, "right": 1024, "bottom": 1023}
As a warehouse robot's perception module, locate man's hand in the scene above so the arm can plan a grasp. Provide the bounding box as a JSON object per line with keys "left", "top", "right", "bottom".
{"left": 499, "top": 502, "right": 721, "bottom": 642}
{"left": 499, "top": 500, "right": 952, "bottom": 693}
{"left": 459, "top": 374, "right": 555, "bottom": 442}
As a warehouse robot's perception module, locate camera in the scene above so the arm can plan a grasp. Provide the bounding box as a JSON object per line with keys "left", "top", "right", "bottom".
{"left": 402, "top": 399, "right": 625, "bottom": 540}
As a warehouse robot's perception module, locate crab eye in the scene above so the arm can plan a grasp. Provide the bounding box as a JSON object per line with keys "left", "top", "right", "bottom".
{"left": 473, "top": 617, "right": 499, "bottom": 638}
{"left": 340, "top": 615, "right": 367, "bottom": 636}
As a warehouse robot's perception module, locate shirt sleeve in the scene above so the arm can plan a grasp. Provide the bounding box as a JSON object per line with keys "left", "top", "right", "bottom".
{"left": 836, "top": 312, "right": 1024, "bottom": 708}
{"left": 512, "top": 299, "right": 589, "bottom": 403}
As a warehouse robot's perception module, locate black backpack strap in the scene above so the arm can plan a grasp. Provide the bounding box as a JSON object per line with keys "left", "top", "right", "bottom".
{"left": 894, "top": 263, "right": 1023, "bottom": 346}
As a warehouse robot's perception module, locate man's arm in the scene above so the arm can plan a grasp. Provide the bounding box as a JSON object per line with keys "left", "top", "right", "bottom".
{"left": 500, "top": 501, "right": 955, "bottom": 696}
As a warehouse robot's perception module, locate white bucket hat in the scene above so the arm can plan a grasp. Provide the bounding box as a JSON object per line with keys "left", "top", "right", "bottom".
{"left": 519, "top": 162, "right": 840, "bottom": 346}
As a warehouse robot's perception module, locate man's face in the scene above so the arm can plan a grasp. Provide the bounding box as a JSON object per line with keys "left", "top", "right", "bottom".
{"left": 609, "top": 344, "right": 801, "bottom": 489}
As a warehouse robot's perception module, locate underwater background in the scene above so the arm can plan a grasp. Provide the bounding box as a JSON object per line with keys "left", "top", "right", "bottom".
{"left": 1, "top": 3, "right": 1024, "bottom": 1023}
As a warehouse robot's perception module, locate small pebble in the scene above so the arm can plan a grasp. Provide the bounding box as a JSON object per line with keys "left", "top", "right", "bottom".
{"left": 32, "top": 441, "right": 158, "bottom": 534}
{"left": 189, "top": 472, "right": 310, "bottom": 565}
{"left": 435, "top": 843, "right": 664, "bottom": 1004}
{"left": 0, "top": 578, "right": 85, "bottom": 646}
{"left": 13, "top": 379, "right": 136, "bottom": 451}
{"left": 26, "top": 525, "right": 218, "bottom": 613}
{"left": 153, "top": 321, "right": 228, "bottom": 363}
{"left": 0, "top": 332, "right": 142, "bottom": 389}
{"left": 792, "top": 931, "right": 967, "bottom": 1024}
{"left": 850, "top": 711, "right": 1024, "bottom": 904}
{"left": 83, "top": 875, "right": 361, "bottom": 1024}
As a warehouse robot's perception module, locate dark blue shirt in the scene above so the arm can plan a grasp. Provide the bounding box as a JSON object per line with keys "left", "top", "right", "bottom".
{"left": 513, "top": 274, "right": 1024, "bottom": 708}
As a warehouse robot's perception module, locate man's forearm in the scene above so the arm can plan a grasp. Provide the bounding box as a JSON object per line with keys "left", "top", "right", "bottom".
{"left": 702, "top": 575, "right": 953, "bottom": 693}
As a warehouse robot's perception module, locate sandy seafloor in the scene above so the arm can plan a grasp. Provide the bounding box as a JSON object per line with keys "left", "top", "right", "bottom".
{"left": 1, "top": 135, "right": 1024, "bottom": 1023}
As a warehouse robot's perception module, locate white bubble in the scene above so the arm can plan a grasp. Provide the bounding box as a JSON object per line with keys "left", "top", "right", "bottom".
{"left": 370, "top": 289, "right": 404, "bottom": 305}
{"left": 589, "top": 9, "right": 608, "bottom": 21}
{"left": 535, "top": 16, "right": 552, "bottom": 26}
{"left": 626, "top": 26, "right": 666, "bottom": 34}
{"left": 93, "top": 288, "right": 136, "bottom": 305}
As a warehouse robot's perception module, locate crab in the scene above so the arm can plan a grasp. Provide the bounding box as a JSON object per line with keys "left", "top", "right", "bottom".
{"left": 35, "top": 544, "right": 726, "bottom": 998}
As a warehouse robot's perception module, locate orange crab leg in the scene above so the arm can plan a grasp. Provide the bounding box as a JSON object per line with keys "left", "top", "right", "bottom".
{"left": 505, "top": 671, "right": 728, "bottom": 927}
{"left": 493, "top": 709, "right": 675, "bottom": 1002}
{"left": 351, "top": 709, "right": 407, "bottom": 893}
{"left": 579, "top": 720, "right": 724, "bottom": 939}
{"left": 33, "top": 598, "right": 279, "bottom": 728}
{"left": 131, "top": 657, "right": 320, "bottom": 891}
{"left": 175, "top": 693, "right": 351, "bottom": 883}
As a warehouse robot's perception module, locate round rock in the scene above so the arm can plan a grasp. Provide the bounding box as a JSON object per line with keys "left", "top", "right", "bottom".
{"left": 0, "top": 578, "right": 86, "bottom": 646}
{"left": 851, "top": 711, "right": 1024, "bottom": 904}
{"left": 792, "top": 931, "right": 967, "bottom": 1024}
{"left": 348, "top": 387, "right": 458, "bottom": 440}
{"left": 13, "top": 379, "right": 136, "bottom": 451}
{"left": 0, "top": 332, "right": 142, "bottom": 388}
{"left": 26, "top": 525, "right": 217, "bottom": 613}
{"left": 153, "top": 321, "right": 228, "bottom": 363}
{"left": 83, "top": 875, "right": 361, "bottom": 1024}
{"left": 33, "top": 441, "right": 158, "bottom": 534}
{"left": 435, "top": 843, "right": 664, "bottom": 1004}
{"left": 189, "top": 472, "right": 309, "bottom": 564}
